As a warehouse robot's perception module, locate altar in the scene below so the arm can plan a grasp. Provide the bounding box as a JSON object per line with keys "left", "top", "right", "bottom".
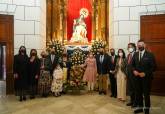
{"left": 46, "top": 1, "right": 108, "bottom": 57}
{"left": 65, "top": 42, "right": 91, "bottom": 51}
{"left": 46, "top": 37, "right": 106, "bottom": 94}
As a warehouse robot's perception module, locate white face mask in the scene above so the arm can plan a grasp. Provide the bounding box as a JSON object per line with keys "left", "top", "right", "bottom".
{"left": 128, "top": 48, "right": 134, "bottom": 53}
{"left": 119, "top": 52, "right": 123, "bottom": 57}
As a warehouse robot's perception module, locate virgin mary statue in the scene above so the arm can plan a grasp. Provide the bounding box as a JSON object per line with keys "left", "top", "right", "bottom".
{"left": 70, "top": 8, "right": 88, "bottom": 43}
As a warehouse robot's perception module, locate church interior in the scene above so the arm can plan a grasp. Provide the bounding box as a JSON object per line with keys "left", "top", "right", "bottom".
{"left": 0, "top": 0, "right": 165, "bottom": 114}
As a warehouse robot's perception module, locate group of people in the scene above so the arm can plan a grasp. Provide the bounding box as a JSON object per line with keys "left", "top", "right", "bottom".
{"left": 82, "top": 40, "right": 156, "bottom": 114}
{"left": 13, "top": 40, "right": 156, "bottom": 114}
{"left": 13, "top": 47, "right": 70, "bottom": 101}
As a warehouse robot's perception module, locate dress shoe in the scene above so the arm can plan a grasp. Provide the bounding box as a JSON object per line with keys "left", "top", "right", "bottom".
{"left": 110, "top": 95, "right": 113, "bottom": 97}
{"left": 30, "top": 96, "right": 35, "bottom": 99}
{"left": 126, "top": 102, "right": 133, "bottom": 106}
{"left": 132, "top": 104, "right": 137, "bottom": 108}
{"left": 62, "top": 91, "right": 66, "bottom": 94}
{"left": 23, "top": 96, "right": 26, "bottom": 101}
{"left": 42, "top": 94, "right": 48, "bottom": 98}
{"left": 19, "top": 96, "right": 23, "bottom": 102}
{"left": 144, "top": 109, "right": 150, "bottom": 114}
{"left": 134, "top": 109, "right": 143, "bottom": 113}
{"left": 103, "top": 91, "right": 107, "bottom": 95}
{"left": 114, "top": 95, "right": 117, "bottom": 98}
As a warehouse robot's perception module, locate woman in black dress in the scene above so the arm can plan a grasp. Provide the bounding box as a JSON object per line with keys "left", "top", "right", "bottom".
{"left": 13, "top": 46, "right": 29, "bottom": 101}
{"left": 28, "top": 49, "right": 40, "bottom": 99}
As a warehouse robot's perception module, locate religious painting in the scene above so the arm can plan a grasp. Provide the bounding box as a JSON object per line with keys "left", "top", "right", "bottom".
{"left": 67, "top": 0, "right": 92, "bottom": 43}
{"left": 46, "top": 0, "right": 109, "bottom": 45}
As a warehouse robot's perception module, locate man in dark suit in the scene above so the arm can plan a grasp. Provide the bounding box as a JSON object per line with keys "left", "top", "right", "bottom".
{"left": 126, "top": 43, "right": 136, "bottom": 107}
{"left": 96, "top": 47, "right": 110, "bottom": 95}
{"left": 132, "top": 40, "right": 156, "bottom": 114}
{"left": 47, "top": 48, "right": 59, "bottom": 76}
{"left": 109, "top": 48, "right": 117, "bottom": 98}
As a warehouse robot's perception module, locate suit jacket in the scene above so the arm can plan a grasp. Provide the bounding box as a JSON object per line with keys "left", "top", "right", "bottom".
{"left": 96, "top": 53, "right": 110, "bottom": 75}
{"left": 126, "top": 52, "right": 135, "bottom": 77}
{"left": 126, "top": 53, "right": 135, "bottom": 66}
{"left": 132, "top": 50, "right": 156, "bottom": 79}
{"left": 47, "top": 54, "right": 59, "bottom": 75}
{"left": 109, "top": 55, "right": 118, "bottom": 71}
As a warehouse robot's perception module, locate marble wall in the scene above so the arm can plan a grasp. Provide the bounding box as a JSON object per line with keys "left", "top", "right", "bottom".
{"left": 0, "top": 0, "right": 46, "bottom": 56}
{"left": 109, "top": 0, "right": 165, "bottom": 52}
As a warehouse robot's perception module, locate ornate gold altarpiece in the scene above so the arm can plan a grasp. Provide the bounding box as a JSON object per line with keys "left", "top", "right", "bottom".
{"left": 46, "top": 0, "right": 109, "bottom": 46}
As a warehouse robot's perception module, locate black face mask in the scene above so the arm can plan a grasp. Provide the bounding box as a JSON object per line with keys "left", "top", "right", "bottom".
{"left": 111, "top": 52, "right": 115, "bottom": 56}
{"left": 31, "top": 53, "right": 36, "bottom": 56}
{"left": 42, "top": 55, "right": 46, "bottom": 58}
{"left": 100, "top": 52, "right": 103, "bottom": 55}
{"left": 51, "top": 51, "right": 55, "bottom": 54}
{"left": 138, "top": 47, "right": 144, "bottom": 51}
{"left": 20, "top": 49, "right": 25, "bottom": 53}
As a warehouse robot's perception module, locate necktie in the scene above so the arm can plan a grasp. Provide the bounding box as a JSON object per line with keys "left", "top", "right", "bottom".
{"left": 100, "top": 55, "right": 103, "bottom": 63}
{"left": 139, "top": 52, "right": 142, "bottom": 61}
{"left": 128, "top": 54, "right": 132, "bottom": 64}
{"left": 100, "top": 55, "right": 102, "bottom": 63}
{"left": 51, "top": 55, "right": 54, "bottom": 63}
{"left": 42, "top": 59, "right": 45, "bottom": 68}
{"left": 112, "top": 56, "right": 114, "bottom": 64}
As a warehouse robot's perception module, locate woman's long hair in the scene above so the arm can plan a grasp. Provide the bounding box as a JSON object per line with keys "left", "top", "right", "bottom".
{"left": 30, "top": 49, "right": 38, "bottom": 58}
{"left": 18, "top": 46, "right": 27, "bottom": 55}
{"left": 117, "top": 49, "right": 126, "bottom": 58}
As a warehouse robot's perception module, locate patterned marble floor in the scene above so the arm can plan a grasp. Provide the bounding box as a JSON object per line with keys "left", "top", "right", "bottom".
{"left": 0, "top": 92, "right": 165, "bottom": 114}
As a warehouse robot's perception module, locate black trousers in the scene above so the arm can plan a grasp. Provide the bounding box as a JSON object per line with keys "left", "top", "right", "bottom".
{"left": 127, "top": 69, "right": 136, "bottom": 104}
{"left": 135, "top": 77, "right": 152, "bottom": 111}
{"left": 109, "top": 73, "right": 117, "bottom": 97}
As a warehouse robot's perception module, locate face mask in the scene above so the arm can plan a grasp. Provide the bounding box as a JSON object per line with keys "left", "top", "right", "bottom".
{"left": 111, "top": 52, "right": 115, "bottom": 56}
{"left": 100, "top": 51, "right": 103, "bottom": 55}
{"left": 31, "top": 53, "right": 36, "bottom": 56}
{"left": 138, "top": 47, "right": 144, "bottom": 51}
{"left": 20, "top": 49, "right": 26, "bottom": 54}
{"left": 128, "top": 48, "right": 134, "bottom": 53}
{"left": 51, "top": 51, "right": 55, "bottom": 54}
{"left": 119, "top": 52, "right": 123, "bottom": 57}
{"left": 42, "top": 55, "right": 46, "bottom": 58}
{"left": 20, "top": 49, "right": 25, "bottom": 53}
